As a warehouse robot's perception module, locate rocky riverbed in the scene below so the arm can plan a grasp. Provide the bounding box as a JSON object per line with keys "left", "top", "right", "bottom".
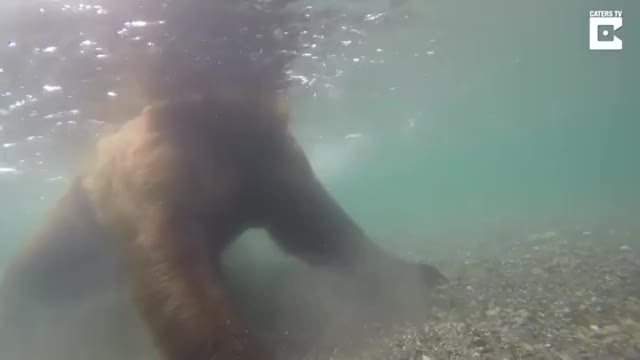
{"left": 292, "top": 231, "right": 640, "bottom": 360}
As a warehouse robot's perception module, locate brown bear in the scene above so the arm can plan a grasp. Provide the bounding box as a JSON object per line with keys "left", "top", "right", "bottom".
{"left": 0, "top": 90, "right": 447, "bottom": 360}
{"left": 0, "top": 1, "right": 448, "bottom": 359}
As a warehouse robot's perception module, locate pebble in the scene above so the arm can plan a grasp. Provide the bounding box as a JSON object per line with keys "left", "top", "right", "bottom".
{"left": 596, "top": 325, "right": 622, "bottom": 337}
{"left": 531, "top": 267, "right": 545, "bottom": 275}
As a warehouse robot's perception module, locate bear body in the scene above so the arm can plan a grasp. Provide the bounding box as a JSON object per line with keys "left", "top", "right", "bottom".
{"left": 0, "top": 92, "right": 442, "bottom": 360}
{"left": 0, "top": 0, "right": 450, "bottom": 358}
{"left": 0, "top": 95, "right": 447, "bottom": 360}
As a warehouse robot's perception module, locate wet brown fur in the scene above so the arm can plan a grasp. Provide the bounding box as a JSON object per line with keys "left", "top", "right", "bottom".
{"left": 0, "top": 1, "right": 448, "bottom": 359}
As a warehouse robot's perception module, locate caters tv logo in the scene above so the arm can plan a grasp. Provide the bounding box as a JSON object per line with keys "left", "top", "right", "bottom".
{"left": 589, "top": 10, "right": 623, "bottom": 50}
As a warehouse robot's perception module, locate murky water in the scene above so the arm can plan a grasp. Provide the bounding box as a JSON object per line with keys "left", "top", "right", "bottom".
{"left": 0, "top": 0, "right": 639, "bottom": 359}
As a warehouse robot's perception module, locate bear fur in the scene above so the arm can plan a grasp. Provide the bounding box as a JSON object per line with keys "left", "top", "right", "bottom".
{"left": 0, "top": 91, "right": 446, "bottom": 360}
{"left": 0, "top": 1, "right": 448, "bottom": 358}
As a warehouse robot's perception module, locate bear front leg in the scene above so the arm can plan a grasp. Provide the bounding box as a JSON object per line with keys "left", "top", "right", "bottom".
{"left": 266, "top": 176, "right": 448, "bottom": 288}
{"left": 129, "top": 208, "right": 272, "bottom": 360}
{"left": 0, "top": 178, "right": 122, "bottom": 359}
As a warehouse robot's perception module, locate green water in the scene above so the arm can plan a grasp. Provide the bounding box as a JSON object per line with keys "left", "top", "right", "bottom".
{"left": 292, "top": 0, "right": 640, "bottom": 257}
{"left": 0, "top": 2, "right": 639, "bottom": 360}
{"left": 1, "top": 0, "right": 639, "bottom": 268}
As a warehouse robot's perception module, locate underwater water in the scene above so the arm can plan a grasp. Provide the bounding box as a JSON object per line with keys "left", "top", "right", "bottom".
{"left": 0, "top": 0, "right": 639, "bottom": 359}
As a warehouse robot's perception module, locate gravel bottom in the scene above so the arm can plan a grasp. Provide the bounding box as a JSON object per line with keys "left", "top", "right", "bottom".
{"left": 289, "top": 231, "right": 640, "bottom": 360}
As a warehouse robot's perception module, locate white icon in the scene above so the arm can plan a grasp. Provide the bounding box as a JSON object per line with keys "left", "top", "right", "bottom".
{"left": 589, "top": 10, "right": 623, "bottom": 50}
